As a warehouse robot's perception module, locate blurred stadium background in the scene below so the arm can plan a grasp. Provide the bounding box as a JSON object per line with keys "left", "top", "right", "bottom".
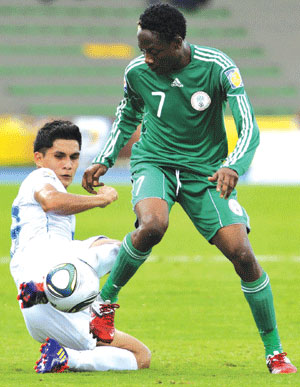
{"left": 0, "top": 0, "right": 300, "bottom": 184}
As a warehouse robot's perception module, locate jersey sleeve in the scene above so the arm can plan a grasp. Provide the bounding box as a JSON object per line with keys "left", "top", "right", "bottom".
{"left": 92, "top": 69, "right": 144, "bottom": 168}
{"left": 33, "top": 168, "right": 65, "bottom": 193}
{"left": 220, "top": 66, "right": 260, "bottom": 176}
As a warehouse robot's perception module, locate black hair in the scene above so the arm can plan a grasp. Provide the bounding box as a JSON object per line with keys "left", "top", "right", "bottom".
{"left": 139, "top": 3, "right": 187, "bottom": 43}
{"left": 34, "top": 120, "right": 82, "bottom": 153}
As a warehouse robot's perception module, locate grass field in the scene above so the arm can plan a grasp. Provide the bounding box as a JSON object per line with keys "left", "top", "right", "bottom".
{"left": 0, "top": 183, "right": 299, "bottom": 386}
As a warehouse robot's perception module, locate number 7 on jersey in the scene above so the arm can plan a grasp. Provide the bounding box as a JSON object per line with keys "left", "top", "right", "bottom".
{"left": 151, "top": 91, "right": 165, "bottom": 118}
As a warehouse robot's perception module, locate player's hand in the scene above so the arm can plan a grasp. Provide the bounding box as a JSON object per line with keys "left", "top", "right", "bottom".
{"left": 97, "top": 185, "right": 118, "bottom": 208}
{"left": 82, "top": 164, "right": 108, "bottom": 194}
{"left": 208, "top": 167, "right": 239, "bottom": 199}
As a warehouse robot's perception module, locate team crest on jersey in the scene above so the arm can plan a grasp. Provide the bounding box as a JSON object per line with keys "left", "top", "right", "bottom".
{"left": 191, "top": 91, "right": 211, "bottom": 111}
{"left": 225, "top": 68, "right": 244, "bottom": 89}
{"left": 228, "top": 199, "right": 243, "bottom": 216}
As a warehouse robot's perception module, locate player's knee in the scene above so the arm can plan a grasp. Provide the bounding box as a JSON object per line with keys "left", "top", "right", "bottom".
{"left": 230, "top": 249, "right": 259, "bottom": 277}
{"left": 226, "top": 245, "right": 254, "bottom": 265}
{"left": 139, "top": 216, "right": 168, "bottom": 245}
{"left": 136, "top": 346, "right": 151, "bottom": 369}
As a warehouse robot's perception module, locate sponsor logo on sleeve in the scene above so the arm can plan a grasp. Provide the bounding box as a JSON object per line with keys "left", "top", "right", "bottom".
{"left": 225, "top": 68, "right": 244, "bottom": 89}
{"left": 123, "top": 77, "right": 127, "bottom": 93}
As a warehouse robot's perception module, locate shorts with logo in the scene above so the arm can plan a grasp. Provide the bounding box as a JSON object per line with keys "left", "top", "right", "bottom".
{"left": 131, "top": 163, "right": 250, "bottom": 242}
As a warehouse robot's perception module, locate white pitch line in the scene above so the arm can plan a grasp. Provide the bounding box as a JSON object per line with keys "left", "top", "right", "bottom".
{"left": 0, "top": 257, "right": 10, "bottom": 264}
{"left": 146, "top": 255, "right": 300, "bottom": 263}
{"left": 1, "top": 255, "right": 300, "bottom": 265}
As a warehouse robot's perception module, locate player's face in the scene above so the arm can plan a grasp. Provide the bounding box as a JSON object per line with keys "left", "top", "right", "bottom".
{"left": 137, "top": 28, "right": 182, "bottom": 75}
{"left": 34, "top": 139, "right": 80, "bottom": 188}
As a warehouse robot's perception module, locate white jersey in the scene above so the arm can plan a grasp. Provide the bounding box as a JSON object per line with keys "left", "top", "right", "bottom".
{"left": 10, "top": 167, "right": 75, "bottom": 259}
{"left": 9, "top": 167, "right": 127, "bottom": 364}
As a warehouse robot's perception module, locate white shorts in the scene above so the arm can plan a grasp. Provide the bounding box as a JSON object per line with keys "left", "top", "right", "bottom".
{"left": 10, "top": 236, "right": 119, "bottom": 350}
{"left": 22, "top": 303, "right": 96, "bottom": 350}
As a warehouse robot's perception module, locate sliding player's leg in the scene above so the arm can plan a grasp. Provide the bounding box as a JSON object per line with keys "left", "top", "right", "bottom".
{"left": 68, "top": 236, "right": 121, "bottom": 278}
{"left": 66, "top": 329, "right": 151, "bottom": 372}
{"left": 24, "top": 304, "right": 150, "bottom": 373}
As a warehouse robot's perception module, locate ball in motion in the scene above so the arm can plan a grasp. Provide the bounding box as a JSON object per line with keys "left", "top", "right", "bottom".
{"left": 44, "top": 259, "right": 99, "bottom": 313}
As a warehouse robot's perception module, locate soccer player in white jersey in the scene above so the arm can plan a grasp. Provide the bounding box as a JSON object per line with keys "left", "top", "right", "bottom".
{"left": 82, "top": 3, "right": 296, "bottom": 374}
{"left": 10, "top": 120, "right": 151, "bottom": 373}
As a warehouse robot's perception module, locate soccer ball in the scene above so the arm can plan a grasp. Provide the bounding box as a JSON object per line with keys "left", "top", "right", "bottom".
{"left": 44, "top": 259, "right": 99, "bottom": 313}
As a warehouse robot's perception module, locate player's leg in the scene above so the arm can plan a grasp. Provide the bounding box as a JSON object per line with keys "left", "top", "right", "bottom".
{"left": 22, "top": 304, "right": 96, "bottom": 351}
{"left": 211, "top": 224, "right": 282, "bottom": 354}
{"left": 100, "top": 164, "right": 176, "bottom": 303}
{"left": 14, "top": 240, "right": 147, "bottom": 370}
{"left": 211, "top": 224, "right": 296, "bottom": 373}
{"left": 99, "top": 200, "right": 168, "bottom": 302}
{"left": 102, "top": 329, "right": 151, "bottom": 369}
{"left": 27, "top": 305, "right": 147, "bottom": 372}
{"left": 17, "top": 239, "right": 121, "bottom": 310}
{"left": 199, "top": 187, "right": 281, "bottom": 358}
{"left": 212, "top": 223, "right": 262, "bottom": 280}
{"left": 77, "top": 236, "right": 121, "bottom": 278}
{"left": 179, "top": 174, "right": 296, "bottom": 372}
{"left": 67, "top": 329, "right": 151, "bottom": 371}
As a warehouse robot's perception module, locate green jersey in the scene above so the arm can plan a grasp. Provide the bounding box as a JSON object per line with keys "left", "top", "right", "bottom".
{"left": 93, "top": 44, "right": 259, "bottom": 177}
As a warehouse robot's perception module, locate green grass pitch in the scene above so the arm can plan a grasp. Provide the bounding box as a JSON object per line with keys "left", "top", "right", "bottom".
{"left": 0, "top": 183, "right": 299, "bottom": 386}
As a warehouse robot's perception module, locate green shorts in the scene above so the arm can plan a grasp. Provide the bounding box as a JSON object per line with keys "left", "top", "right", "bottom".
{"left": 131, "top": 163, "right": 250, "bottom": 242}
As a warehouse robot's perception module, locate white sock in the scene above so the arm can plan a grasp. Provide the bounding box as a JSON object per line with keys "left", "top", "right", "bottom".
{"left": 66, "top": 346, "right": 138, "bottom": 371}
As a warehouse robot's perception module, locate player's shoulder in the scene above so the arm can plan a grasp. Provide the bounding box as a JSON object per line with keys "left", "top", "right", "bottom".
{"left": 124, "top": 54, "right": 147, "bottom": 78}
{"left": 29, "top": 167, "right": 58, "bottom": 181}
{"left": 191, "top": 44, "right": 236, "bottom": 71}
{"left": 14, "top": 168, "right": 58, "bottom": 202}
{"left": 20, "top": 168, "right": 58, "bottom": 189}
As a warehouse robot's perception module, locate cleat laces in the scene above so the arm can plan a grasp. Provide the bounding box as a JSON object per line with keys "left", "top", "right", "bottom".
{"left": 267, "top": 351, "right": 297, "bottom": 374}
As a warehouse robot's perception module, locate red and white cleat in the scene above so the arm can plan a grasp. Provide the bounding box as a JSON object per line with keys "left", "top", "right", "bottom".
{"left": 90, "top": 303, "right": 120, "bottom": 343}
{"left": 266, "top": 351, "right": 297, "bottom": 374}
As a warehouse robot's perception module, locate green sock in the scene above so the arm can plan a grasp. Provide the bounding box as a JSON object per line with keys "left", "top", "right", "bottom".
{"left": 241, "top": 271, "right": 282, "bottom": 358}
{"left": 100, "top": 233, "right": 151, "bottom": 303}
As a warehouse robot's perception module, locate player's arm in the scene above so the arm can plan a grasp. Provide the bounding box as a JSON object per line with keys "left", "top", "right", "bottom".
{"left": 209, "top": 66, "right": 260, "bottom": 199}
{"left": 82, "top": 72, "right": 144, "bottom": 194}
{"left": 222, "top": 67, "right": 260, "bottom": 176}
{"left": 34, "top": 183, "right": 118, "bottom": 215}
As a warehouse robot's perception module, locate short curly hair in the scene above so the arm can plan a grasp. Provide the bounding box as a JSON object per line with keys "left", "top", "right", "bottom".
{"left": 138, "top": 3, "right": 187, "bottom": 43}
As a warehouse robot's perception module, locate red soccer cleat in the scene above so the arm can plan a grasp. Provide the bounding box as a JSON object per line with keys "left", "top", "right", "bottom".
{"left": 266, "top": 351, "right": 297, "bottom": 374}
{"left": 90, "top": 303, "right": 120, "bottom": 343}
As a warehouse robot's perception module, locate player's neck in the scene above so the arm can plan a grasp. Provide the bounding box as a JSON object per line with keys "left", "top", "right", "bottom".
{"left": 173, "top": 42, "right": 191, "bottom": 72}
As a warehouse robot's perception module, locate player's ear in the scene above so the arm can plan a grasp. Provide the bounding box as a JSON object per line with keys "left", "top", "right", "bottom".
{"left": 173, "top": 35, "right": 183, "bottom": 50}
{"left": 34, "top": 151, "right": 44, "bottom": 167}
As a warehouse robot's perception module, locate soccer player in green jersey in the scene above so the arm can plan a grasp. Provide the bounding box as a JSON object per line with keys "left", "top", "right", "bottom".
{"left": 82, "top": 3, "right": 296, "bottom": 374}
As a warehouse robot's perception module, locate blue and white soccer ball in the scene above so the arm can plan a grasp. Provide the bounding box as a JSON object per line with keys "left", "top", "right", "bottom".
{"left": 44, "top": 259, "right": 99, "bottom": 313}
